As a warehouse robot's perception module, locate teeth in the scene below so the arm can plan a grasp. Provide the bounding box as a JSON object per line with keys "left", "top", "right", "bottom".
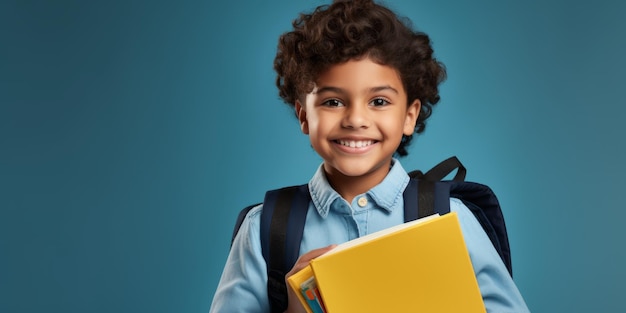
{"left": 338, "top": 140, "right": 374, "bottom": 148}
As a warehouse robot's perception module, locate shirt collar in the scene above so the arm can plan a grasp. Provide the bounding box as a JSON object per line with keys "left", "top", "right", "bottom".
{"left": 308, "top": 159, "right": 410, "bottom": 218}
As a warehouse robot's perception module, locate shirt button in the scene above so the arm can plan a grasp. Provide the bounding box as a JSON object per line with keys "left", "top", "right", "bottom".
{"left": 357, "top": 197, "right": 368, "bottom": 207}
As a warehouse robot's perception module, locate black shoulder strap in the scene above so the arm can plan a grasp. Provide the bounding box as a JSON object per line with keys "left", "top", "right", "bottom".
{"left": 408, "top": 156, "right": 466, "bottom": 181}
{"left": 403, "top": 179, "right": 452, "bottom": 221}
{"left": 407, "top": 156, "right": 465, "bottom": 219}
{"left": 259, "top": 184, "right": 310, "bottom": 313}
{"left": 230, "top": 184, "right": 310, "bottom": 313}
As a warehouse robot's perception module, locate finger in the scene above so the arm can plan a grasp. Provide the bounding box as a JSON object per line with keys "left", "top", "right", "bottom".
{"left": 288, "top": 244, "right": 337, "bottom": 275}
{"left": 298, "top": 244, "right": 337, "bottom": 263}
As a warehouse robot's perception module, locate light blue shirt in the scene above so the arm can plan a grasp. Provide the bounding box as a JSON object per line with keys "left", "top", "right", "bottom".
{"left": 210, "top": 160, "right": 529, "bottom": 312}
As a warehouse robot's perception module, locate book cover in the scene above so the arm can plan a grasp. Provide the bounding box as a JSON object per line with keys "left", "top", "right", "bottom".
{"left": 287, "top": 212, "right": 485, "bottom": 313}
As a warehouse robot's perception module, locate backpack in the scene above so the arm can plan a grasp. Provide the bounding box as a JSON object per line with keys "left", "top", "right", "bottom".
{"left": 231, "top": 156, "right": 512, "bottom": 313}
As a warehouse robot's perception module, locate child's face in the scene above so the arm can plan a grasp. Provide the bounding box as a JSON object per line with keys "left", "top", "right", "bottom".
{"left": 296, "top": 57, "right": 419, "bottom": 188}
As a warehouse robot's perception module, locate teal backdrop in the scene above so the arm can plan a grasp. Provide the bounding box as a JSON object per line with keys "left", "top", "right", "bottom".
{"left": 2, "top": 0, "right": 625, "bottom": 312}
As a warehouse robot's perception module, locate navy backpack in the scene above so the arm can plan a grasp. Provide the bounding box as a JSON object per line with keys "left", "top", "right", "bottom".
{"left": 231, "top": 156, "right": 512, "bottom": 313}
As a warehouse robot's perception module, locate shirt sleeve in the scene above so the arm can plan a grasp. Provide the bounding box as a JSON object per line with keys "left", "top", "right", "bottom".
{"left": 209, "top": 205, "right": 270, "bottom": 313}
{"left": 450, "top": 198, "right": 530, "bottom": 313}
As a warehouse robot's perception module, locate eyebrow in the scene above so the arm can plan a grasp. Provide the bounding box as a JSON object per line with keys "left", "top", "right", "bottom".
{"left": 314, "top": 85, "right": 399, "bottom": 95}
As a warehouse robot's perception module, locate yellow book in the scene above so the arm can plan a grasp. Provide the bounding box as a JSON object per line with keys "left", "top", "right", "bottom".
{"left": 287, "top": 212, "right": 485, "bottom": 313}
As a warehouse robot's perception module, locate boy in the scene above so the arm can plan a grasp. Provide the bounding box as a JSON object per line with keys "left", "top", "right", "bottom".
{"left": 210, "top": 0, "right": 530, "bottom": 312}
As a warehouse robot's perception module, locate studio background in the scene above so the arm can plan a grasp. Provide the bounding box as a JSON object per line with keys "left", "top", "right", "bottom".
{"left": 1, "top": 0, "right": 625, "bottom": 312}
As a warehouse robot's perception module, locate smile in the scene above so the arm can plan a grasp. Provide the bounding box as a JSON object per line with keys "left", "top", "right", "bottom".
{"left": 336, "top": 140, "right": 375, "bottom": 148}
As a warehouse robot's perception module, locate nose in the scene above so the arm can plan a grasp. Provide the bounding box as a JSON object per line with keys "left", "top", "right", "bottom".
{"left": 342, "top": 104, "right": 370, "bottom": 129}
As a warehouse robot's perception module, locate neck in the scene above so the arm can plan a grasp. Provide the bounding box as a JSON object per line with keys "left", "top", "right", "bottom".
{"left": 323, "top": 162, "right": 392, "bottom": 204}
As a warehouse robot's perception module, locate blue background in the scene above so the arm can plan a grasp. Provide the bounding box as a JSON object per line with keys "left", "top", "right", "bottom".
{"left": 1, "top": 0, "right": 625, "bottom": 312}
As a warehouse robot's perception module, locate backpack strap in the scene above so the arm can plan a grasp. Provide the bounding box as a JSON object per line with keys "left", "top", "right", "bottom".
{"left": 409, "top": 156, "right": 466, "bottom": 181}
{"left": 407, "top": 156, "right": 465, "bottom": 219}
{"left": 259, "top": 184, "right": 310, "bottom": 313}
{"left": 403, "top": 179, "right": 452, "bottom": 221}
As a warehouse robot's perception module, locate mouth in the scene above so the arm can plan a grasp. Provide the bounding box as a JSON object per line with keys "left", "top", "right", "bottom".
{"left": 335, "top": 139, "right": 376, "bottom": 148}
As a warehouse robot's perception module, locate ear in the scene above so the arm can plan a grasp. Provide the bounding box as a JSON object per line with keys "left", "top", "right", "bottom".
{"left": 403, "top": 99, "right": 420, "bottom": 136}
{"left": 295, "top": 100, "right": 309, "bottom": 135}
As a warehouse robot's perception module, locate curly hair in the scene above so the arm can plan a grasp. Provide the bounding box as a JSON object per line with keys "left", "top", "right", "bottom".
{"left": 274, "top": 0, "right": 446, "bottom": 156}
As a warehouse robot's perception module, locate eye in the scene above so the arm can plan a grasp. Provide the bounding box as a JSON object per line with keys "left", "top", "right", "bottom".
{"left": 370, "top": 98, "right": 390, "bottom": 107}
{"left": 322, "top": 99, "right": 344, "bottom": 107}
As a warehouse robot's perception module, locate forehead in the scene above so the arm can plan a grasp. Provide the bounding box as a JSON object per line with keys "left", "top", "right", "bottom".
{"left": 312, "top": 58, "right": 405, "bottom": 94}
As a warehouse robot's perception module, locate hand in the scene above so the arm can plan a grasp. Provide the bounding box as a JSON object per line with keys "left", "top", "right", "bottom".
{"left": 283, "top": 244, "right": 337, "bottom": 313}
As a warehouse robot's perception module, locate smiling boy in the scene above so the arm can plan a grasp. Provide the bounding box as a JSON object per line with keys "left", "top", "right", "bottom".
{"left": 296, "top": 59, "right": 419, "bottom": 204}
{"left": 210, "top": 1, "right": 529, "bottom": 312}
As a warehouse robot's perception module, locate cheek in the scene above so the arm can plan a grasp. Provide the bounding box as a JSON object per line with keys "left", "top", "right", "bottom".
{"left": 303, "top": 115, "right": 323, "bottom": 141}
{"left": 307, "top": 112, "right": 332, "bottom": 134}
{"left": 308, "top": 124, "right": 329, "bottom": 144}
{"left": 382, "top": 114, "right": 411, "bottom": 138}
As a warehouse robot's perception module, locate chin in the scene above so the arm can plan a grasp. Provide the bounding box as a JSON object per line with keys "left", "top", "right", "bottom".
{"left": 327, "top": 159, "right": 389, "bottom": 178}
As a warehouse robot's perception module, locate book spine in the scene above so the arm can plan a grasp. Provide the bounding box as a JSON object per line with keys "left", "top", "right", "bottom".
{"left": 300, "top": 277, "right": 326, "bottom": 313}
